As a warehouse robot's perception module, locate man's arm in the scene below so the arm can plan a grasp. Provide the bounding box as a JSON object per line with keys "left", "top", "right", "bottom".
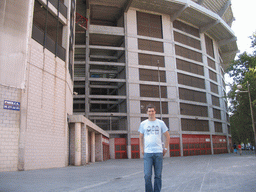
{"left": 139, "top": 133, "right": 144, "bottom": 155}
{"left": 163, "top": 131, "right": 170, "bottom": 156}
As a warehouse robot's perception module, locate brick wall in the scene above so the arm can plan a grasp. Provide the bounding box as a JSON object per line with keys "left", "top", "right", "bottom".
{"left": 22, "top": 40, "right": 69, "bottom": 170}
{"left": 0, "top": 85, "right": 21, "bottom": 172}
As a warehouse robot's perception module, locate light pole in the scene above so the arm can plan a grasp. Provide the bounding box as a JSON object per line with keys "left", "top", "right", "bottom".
{"left": 110, "top": 113, "right": 113, "bottom": 131}
{"left": 157, "top": 60, "right": 162, "bottom": 120}
{"left": 237, "top": 81, "right": 256, "bottom": 155}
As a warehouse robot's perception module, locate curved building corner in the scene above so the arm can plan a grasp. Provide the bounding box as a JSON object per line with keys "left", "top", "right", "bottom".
{"left": 73, "top": 0, "right": 237, "bottom": 159}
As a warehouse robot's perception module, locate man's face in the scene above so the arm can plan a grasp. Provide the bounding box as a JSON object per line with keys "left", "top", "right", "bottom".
{"left": 147, "top": 108, "right": 156, "bottom": 118}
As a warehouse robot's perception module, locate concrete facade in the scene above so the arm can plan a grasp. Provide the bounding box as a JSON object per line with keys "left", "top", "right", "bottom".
{"left": 18, "top": 39, "right": 72, "bottom": 170}
{"left": 0, "top": 86, "right": 21, "bottom": 172}
{"left": 1, "top": 0, "right": 238, "bottom": 172}
{"left": 126, "top": 8, "right": 230, "bottom": 154}
{"left": 73, "top": 0, "right": 237, "bottom": 159}
{"left": 0, "top": 0, "right": 73, "bottom": 171}
{"left": 0, "top": 0, "right": 109, "bottom": 172}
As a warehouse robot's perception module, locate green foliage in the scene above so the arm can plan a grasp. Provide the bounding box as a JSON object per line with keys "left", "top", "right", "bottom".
{"left": 250, "top": 32, "right": 256, "bottom": 54}
{"left": 226, "top": 32, "right": 256, "bottom": 145}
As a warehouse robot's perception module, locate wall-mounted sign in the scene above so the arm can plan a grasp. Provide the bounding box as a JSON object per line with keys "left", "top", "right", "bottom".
{"left": 3, "top": 100, "right": 20, "bottom": 111}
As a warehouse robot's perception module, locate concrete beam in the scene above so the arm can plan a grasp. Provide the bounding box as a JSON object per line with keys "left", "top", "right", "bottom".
{"left": 88, "top": 95, "right": 127, "bottom": 99}
{"left": 90, "top": 55, "right": 118, "bottom": 60}
{"left": 227, "top": 17, "right": 235, "bottom": 26}
{"left": 197, "top": 0, "right": 205, "bottom": 5}
{"left": 89, "top": 61, "right": 125, "bottom": 66}
{"left": 124, "top": 0, "right": 133, "bottom": 13}
{"left": 200, "top": 20, "right": 220, "bottom": 33}
{"left": 89, "top": 112, "right": 127, "bottom": 116}
{"left": 89, "top": 25, "right": 125, "bottom": 36}
{"left": 90, "top": 85, "right": 118, "bottom": 89}
{"left": 90, "top": 100, "right": 119, "bottom": 104}
{"left": 88, "top": 77, "right": 126, "bottom": 83}
{"left": 170, "top": 4, "right": 189, "bottom": 22}
{"left": 68, "top": 115, "right": 109, "bottom": 137}
{"left": 221, "top": 50, "right": 239, "bottom": 56}
{"left": 218, "top": 36, "right": 237, "bottom": 47}
{"left": 90, "top": 69, "right": 118, "bottom": 74}
{"left": 218, "top": 0, "right": 231, "bottom": 18}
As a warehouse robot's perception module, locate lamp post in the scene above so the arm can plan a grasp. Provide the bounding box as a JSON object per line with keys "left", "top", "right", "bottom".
{"left": 237, "top": 81, "right": 256, "bottom": 155}
{"left": 157, "top": 60, "right": 162, "bottom": 120}
{"left": 110, "top": 113, "right": 113, "bottom": 131}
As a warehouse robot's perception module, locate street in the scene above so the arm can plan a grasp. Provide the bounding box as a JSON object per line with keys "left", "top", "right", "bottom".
{"left": 0, "top": 151, "right": 255, "bottom": 192}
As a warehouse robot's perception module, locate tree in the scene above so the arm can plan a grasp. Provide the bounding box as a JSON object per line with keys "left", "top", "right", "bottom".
{"left": 226, "top": 32, "right": 256, "bottom": 146}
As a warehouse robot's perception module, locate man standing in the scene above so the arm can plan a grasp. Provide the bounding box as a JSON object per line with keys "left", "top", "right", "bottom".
{"left": 139, "top": 104, "right": 170, "bottom": 192}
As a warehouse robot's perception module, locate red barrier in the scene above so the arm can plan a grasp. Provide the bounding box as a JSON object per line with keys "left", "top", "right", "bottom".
{"left": 76, "top": 12, "right": 88, "bottom": 30}
{"left": 183, "top": 134, "right": 211, "bottom": 156}
{"left": 131, "top": 138, "right": 140, "bottom": 159}
{"left": 212, "top": 135, "right": 227, "bottom": 154}
{"left": 169, "top": 137, "right": 180, "bottom": 157}
{"left": 115, "top": 138, "right": 127, "bottom": 159}
{"left": 102, "top": 136, "right": 110, "bottom": 161}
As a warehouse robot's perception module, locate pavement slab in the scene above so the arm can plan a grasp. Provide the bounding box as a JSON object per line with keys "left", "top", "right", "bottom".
{"left": 0, "top": 151, "right": 255, "bottom": 192}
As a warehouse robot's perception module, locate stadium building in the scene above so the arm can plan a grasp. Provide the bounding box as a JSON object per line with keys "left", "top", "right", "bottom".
{"left": 72, "top": 0, "right": 237, "bottom": 158}
{"left": 0, "top": 0, "right": 237, "bottom": 171}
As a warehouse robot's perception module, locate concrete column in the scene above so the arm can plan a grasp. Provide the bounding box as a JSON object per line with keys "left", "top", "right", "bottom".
{"left": 18, "top": 88, "right": 28, "bottom": 171}
{"left": 81, "top": 124, "right": 87, "bottom": 165}
{"left": 210, "top": 134, "right": 214, "bottom": 155}
{"left": 85, "top": 7, "right": 90, "bottom": 118}
{"left": 127, "top": 145, "right": 131, "bottom": 159}
{"left": 95, "top": 134, "right": 103, "bottom": 162}
{"left": 74, "top": 123, "right": 82, "bottom": 166}
{"left": 166, "top": 142, "right": 170, "bottom": 157}
{"left": 91, "top": 131, "right": 95, "bottom": 163}
{"left": 85, "top": 127, "right": 89, "bottom": 164}
{"left": 110, "top": 138, "right": 115, "bottom": 159}
{"left": 163, "top": 135, "right": 170, "bottom": 157}
{"left": 180, "top": 133, "right": 183, "bottom": 156}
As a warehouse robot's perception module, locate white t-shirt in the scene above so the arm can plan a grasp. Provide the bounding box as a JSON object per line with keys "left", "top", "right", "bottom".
{"left": 138, "top": 119, "right": 168, "bottom": 153}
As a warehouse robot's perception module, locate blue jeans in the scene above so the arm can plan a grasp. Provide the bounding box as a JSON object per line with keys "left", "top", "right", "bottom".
{"left": 143, "top": 153, "right": 163, "bottom": 192}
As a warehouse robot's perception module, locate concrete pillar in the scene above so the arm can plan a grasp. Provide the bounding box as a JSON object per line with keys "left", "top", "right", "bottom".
{"left": 68, "top": 115, "right": 109, "bottom": 164}
{"left": 95, "top": 134, "right": 103, "bottom": 162}
{"left": 166, "top": 144, "right": 170, "bottom": 157}
{"left": 127, "top": 145, "right": 131, "bottom": 159}
{"left": 75, "top": 123, "right": 82, "bottom": 166}
{"left": 210, "top": 134, "right": 214, "bottom": 155}
{"left": 110, "top": 138, "right": 115, "bottom": 159}
{"left": 91, "top": 131, "right": 95, "bottom": 163}
{"left": 85, "top": 127, "right": 89, "bottom": 164}
{"left": 81, "top": 124, "right": 87, "bottom": 165}
{"left": 180, "top": 133, "right": 184, "bottom": 156}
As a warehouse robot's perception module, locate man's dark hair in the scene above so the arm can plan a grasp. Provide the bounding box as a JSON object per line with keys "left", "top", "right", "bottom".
{"left": 146, "top": 104, "right": 156, "bottom": 111}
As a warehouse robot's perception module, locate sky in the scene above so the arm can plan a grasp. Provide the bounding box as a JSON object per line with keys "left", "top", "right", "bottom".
{"left": 231, "top": 0, "right": 256, "bottom": 54}
{"left": 225, "top": 0, "right": 256, "bottom": 88}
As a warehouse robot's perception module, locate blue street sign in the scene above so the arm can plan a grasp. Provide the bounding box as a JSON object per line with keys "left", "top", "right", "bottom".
{"left": 3, "top": 100, "right": 20, "bottom": 111}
